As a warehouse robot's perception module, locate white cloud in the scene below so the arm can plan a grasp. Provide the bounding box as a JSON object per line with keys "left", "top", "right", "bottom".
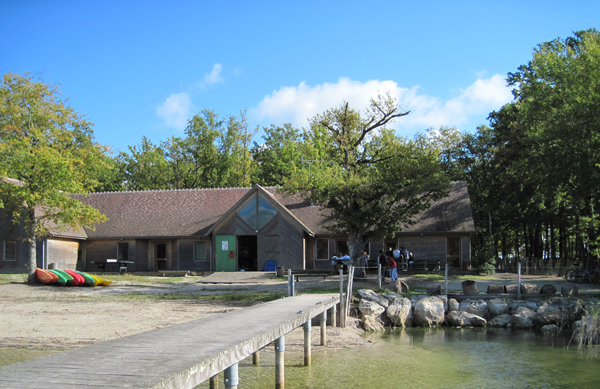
{"left": 203, "top": 63, "right": 224, "bottom": 85}
{"left": 252, "top": 75, "right": 513, "bottom": 133}
{"left": 156, "top": 92, "right": 193, "bottom": 129}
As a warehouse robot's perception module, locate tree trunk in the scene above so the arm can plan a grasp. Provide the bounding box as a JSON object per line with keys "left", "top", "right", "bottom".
{"left": 26, "top": 208, "right": 37, "bottom": 284}
{"left": 347, "top": 231, "right": 366, "bottom": 278}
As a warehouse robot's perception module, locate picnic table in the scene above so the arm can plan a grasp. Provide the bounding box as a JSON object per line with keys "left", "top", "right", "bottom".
{"left": 90, "top": 259, "right": 134, "bottom": 273}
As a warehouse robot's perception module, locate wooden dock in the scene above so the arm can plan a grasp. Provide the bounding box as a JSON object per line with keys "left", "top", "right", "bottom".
{"left": 0, "top": 294, "right": 339, "bottom": 388}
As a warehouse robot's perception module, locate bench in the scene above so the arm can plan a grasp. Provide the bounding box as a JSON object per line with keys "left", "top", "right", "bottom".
{"left": 294, "top": 273, "right": 330, "bottom": 282}
{"left": 90, "top": 259, "right": 134, "bottom": 274}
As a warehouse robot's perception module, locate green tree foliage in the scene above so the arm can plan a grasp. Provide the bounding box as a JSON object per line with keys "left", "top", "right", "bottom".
{"left": 251, "top": 123, "right": 302, "bottom": 186}
{"left": 0, "top": 73, "right": 109, "bottom": 282}
{"left": 281, "top": 96, "right": 450, "bottom": 273}
{"left": 451, "top": 29, "right": 600, "bottom": 268}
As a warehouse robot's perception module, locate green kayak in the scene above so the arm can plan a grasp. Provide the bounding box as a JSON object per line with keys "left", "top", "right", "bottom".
{"left": 48, "top": 269, "right": 68, "bottom": 286}
{"left": 51, "top": 269, "right": 74, "bottom": 285}
{"left": 75, "top": 270, "right": 96, "bottom": 286}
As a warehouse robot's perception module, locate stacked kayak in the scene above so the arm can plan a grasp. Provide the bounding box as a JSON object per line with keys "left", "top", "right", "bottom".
{"left": 35, "top": 268, "right": 112, "bottom": 286}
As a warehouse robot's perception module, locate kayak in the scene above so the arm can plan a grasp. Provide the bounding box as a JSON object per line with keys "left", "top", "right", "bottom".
{"left": 75, "top": 271, "right": 96, "bottom": 286}
{"left": 88, "top": 274, "right": 103, "bottom": 286}
{"left": 63, "top": 269, "right": 85, "bottom": 286}
{"left": 48, "top": 269, "right": 68, "bottom": 286}
{"left": 36, "top": 268, "right": 57, "bottom": 284}
{"left": 51, "top": 269, "right": 75, "bottom": 285}
{"left": 99, "top": 278, "right": 112, "bottom": 286}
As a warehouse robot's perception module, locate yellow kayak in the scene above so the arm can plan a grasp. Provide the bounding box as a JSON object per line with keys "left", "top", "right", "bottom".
{"left": 99, "top": 278, "right": 112, "bottom": 286}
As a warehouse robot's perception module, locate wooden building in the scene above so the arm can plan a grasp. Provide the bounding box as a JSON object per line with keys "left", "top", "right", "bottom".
{"left": 1, "top": 182, "right": 475, "bottom": 273}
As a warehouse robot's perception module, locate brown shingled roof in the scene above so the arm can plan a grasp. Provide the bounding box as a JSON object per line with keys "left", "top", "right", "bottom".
{"left": 72, "top": 182, "right": 474, "bottom": 239}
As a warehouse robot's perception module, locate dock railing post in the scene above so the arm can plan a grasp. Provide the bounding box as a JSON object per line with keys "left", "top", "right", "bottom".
{"left": 288, "top": 270, "right": 295, "bottom": 297}
{"left": 252, "top": 350, "right": 260, "bottom": 365}
{"left": 377, "top": 263, "right": 382, "bottom": 289}
{"left": 445, "top": 262, "right": 448, "bottom": 301}
{"left": 518, "top": 261, "right": 522, "bottom": 299}
{"left": 303, "top": 321, "right": 311, "bottom": 366}
{"left": 224, "top": 363, "right": 239, "bottom": 389}
{"left": 339, "top": 268, "right": 345, "bottom": 328}
{"left": 275, "top": 335, "right": 285, "bottom": 389}
{"left": 320, "top": 311, "right": 327, "bottom": 345}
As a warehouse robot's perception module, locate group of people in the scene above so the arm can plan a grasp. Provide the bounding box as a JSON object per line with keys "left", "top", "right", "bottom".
{"left": 377, "top": 246, "right": 413, "bottom": 281}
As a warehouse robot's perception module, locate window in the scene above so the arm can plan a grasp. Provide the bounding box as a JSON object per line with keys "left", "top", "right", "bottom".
{"left": 336, "top": 240, "right": 348, "bottom": 257}
{"left": 238, "top": 193, "right": 278, "bottom": 230}
{"left": 194, "top": 241, "right": 206, "bottom": 261}
{"left": 117, "top": 242, "right": 129, "bottom": 261}
{"left": 447, "top": 237, "right": 461, "bottom": 267}
{"left": 3, "top": 240, "right": 16, "bottom": 261}
{"left": 316, "top": 239, "right": 329, "bottom": 260}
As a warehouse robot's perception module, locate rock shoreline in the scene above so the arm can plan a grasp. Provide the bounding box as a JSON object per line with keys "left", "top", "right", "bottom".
{"left": 356, "top": 286, "right": 600, "bottom": 344}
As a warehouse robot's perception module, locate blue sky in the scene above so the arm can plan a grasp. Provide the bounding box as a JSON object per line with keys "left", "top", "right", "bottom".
{"left": 1, "top": 0, "right": 598, "bottom": 154}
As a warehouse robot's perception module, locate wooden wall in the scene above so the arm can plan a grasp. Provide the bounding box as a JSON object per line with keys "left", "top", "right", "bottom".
{"left": 177, "top": 239, "right": 211, "bottom": 271}
{"left": 47, "top": 239, "right": 79, "bottom": 269}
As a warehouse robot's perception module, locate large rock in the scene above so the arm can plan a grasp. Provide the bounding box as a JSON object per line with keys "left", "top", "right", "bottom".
{"left": 459, "top": 299, "right": 488, "bottom": 317}
{"left": 540, "top": 284, "right": 557, "bottom": 295}
{"left": 511, "top": 307, "right": 536, "bottom": 329}
{"left": 386, "top": 297, "right": 413, "bottom": 327}
{"left": 382, "top": 292, "right": 403, "bottom": 302}
{"left": 446, "top": 311, "right": 487, "bottom": 327}
{"left": 540, "top": 324, "right": 559, "bottom": 335}
{"left": 508, "top": 300, "right": 539, "bottom": 313}
{"left": 392, "top": 280, "right": 409, "bottom": 294}
{"left": 487, "top": 299, "right": 509, "bottom": 316}
{"left": 520, "top": 283, "right": 539, "bottom": 294}
{"left": 462, "top": 280, "right": 479, "bottom": 295}
{"left": 486, "top": 284, "right": 506, "bottom": 294}
{"left": 488, "top": 314, "right": 512, "bottom": 328}
{"left": 505, "top": 284, "right": 519, "bottom": 294}
{"left": 561, "top": 285, "right": 579, "bottom": 297}
{"left": 448, "top": 298, "right": 460, "bottom": 312}
{"left": 413, "top": 296, "right": 445, "bottom": 327}
{"left": 358, "top": 289, "right": 389, "bottom": 308}
{"left": 358, "top": 299, "right": 386, "bottom": 316}
{"left": 535, "top": 298, "right": 585, "bottom": 327}
{"left": 362, "top": 314, "right": 385, "bottom": 332}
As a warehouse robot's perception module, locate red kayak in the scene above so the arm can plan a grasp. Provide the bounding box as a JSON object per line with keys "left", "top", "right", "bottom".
{"left": 63, "top": 269, "right": 85, "bottom": 286}
{"left": 36, "top": 268, "right": 58, "bottom": 284}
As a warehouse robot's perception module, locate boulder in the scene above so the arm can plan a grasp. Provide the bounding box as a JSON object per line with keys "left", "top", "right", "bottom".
{"left": 486, "top": 284, "right": 506, "bottom": 294}
{"left": 448, "top": 298, "right": 460, "bottom": 312}
{"left": 358, "top": 299, "right": 386, "bottom": 316}
{"left": 512, "top": 306, "right": 536, "bottom": 329}
{"left": 382, "top": 292, "right": 403, "bottom": 302}
{"left": 540, "top": 284, "right": 557, "bottom": 295}
{"left": 436, "top": 295, "right": 448, "bottom": 312}
{"left": 540, "top": 324, "right": 559, "bottom": 335}
{"left": 487, "top": 299, "right": 509, "bottom": 316}
{"left": 561, "top": 285, "right": 579, "bottom": 297}
{"left": 508, "top": 300, "right": 539, "bottom": 313}
{"left": 446, "top": 311, "right": 487, "bottom": 327}
{"left": 386, "top": 297, "right": 413, "bottom": 327}
{"left": 520, "top": 283, "right": 539, "bottom": 294}
{"left": 427, "top": 285, "right": 442, "bottom": 296}
{"left": 488, "top": 314, "right": 512, "bottom": 328}
{"left": 358, "top": 289, "right": 389, "bottom": 308}
{"left": 413, "top": 296, "right": 445, "bottom": 327}
{"left": 362, "top": 314, "right": 385, "bottom": 332}
{"left": 535, "top": 298, "right": 585, "bottom": 327}
{"left": 505, "top": 284, "right": 519, "bottom": 294}
{"left": 462, "top": 280, "right": 479, "bottom": 295}
{"left": 393, "top": 280, "right": 409, "bottom": 294}
{"left": 459, "top": 299, "right": 488, "bottom": 317}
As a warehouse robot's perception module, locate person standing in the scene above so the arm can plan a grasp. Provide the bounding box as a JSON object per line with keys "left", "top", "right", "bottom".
{"left": 386, "top": 250, "right": 398, "bottom": 281}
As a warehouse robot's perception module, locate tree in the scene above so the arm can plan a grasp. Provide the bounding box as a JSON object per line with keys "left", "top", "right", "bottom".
{"left": 251, "top": 123, "right": 303, "bottom": 186}
{"left": 281, "top": 95, "right": 450, "bottom": 276}
{"left": 0, "top": 73, "right": 108, "bottom": 282}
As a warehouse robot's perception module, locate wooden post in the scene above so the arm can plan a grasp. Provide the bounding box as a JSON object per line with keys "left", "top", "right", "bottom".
{"left": 252, "top": 350, "right": 260, "bottom": 365}
{"left": 377, "top": 263, "right": 382, "bottom": 289}
{"left": 275, "top": 335, "right": 285, "bottom": 389}
{"left": 339, "top": 268, "right": 345, "bottom": 328}
{"left": 518, "top": 261, "right": 522, "bottom": 299}
{"left": 330, "top": 305, "right": 337, "bottom": 327}
{"left": 303, "top": 321, "right": 311, "bottom": 366}
{"left": 445, "top": 262, "right": 448, "bottom": 301}
{"left": 320, "top": 311, "right": 327, "bottom": 346}
{"left": 346, "top": 266, "right": 354, "bottom": 318}
{"left": 209, "top": 374, "right": 219, "bottom": 389}
{"left": 224, "top": 363, "right": 239, "bottom": 389}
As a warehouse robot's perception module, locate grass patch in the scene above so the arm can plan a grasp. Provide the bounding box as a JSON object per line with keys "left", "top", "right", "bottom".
{"left": 411, "top": 274, "right": 500, "bottom": 282}
{"left": 116, "top": 292, "right": 287, "bottom": 304}
{"left": 100, "top": 274, "right": 203, "bottom": 285}
{"left": 0, "top": 274, "right": 26, "bottom": 285}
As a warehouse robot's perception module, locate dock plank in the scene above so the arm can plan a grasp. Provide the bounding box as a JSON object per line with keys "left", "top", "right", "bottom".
{"left": 0, "top": 294, "right": 339, "bottom": 389}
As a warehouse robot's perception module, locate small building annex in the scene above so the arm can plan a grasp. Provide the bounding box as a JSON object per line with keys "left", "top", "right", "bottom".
{"left": 0, "top": 182, "right": 475, "bottom": 273}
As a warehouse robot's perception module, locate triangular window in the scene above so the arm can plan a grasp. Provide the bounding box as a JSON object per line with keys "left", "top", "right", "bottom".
{"left": 238, "top": 193, "right": 277, "bottom": 230}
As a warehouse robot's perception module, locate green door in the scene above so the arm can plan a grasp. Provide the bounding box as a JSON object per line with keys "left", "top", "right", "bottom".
{"left": 216, "top": 235, "right": 237, "bottom": 271}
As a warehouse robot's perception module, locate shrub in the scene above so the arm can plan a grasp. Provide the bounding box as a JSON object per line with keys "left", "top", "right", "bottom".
{"left": 478, "top": 262, "right": 495, "bottom": 276}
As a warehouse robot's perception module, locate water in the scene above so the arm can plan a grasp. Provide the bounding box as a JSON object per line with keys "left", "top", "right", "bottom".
{"left": 197, "top": 328, "right": 600, "bottom": 388}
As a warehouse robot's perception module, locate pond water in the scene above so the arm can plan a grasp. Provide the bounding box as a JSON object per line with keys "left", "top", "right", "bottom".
{"left": 197, "top": 328, "right": 600, "bottom": 389}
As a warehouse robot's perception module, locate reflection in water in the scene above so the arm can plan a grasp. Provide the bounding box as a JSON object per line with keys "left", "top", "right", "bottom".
{"left": 197, "top": 328, "right": 600, "bottom": 389}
